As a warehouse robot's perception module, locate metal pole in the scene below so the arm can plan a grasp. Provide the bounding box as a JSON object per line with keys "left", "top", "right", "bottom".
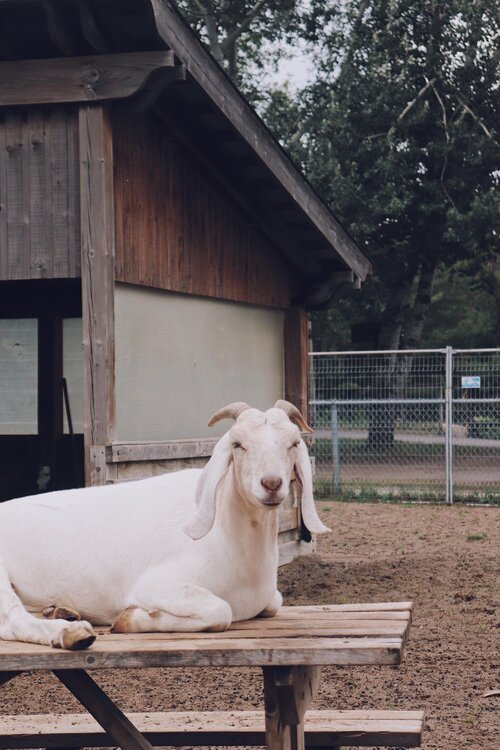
{"left": 445, "top": 346, "right": 453, "bottom": 504}
{"left": 331, "top": 403, "right": 340, "bottom": 494}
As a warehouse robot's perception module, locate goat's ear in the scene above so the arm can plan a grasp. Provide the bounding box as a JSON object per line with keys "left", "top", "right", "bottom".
{"left": 294, "top": 440, "right": 331, "bottom": 535}
{"left": 183, "top": 432, "right": 232, "bottom": 540}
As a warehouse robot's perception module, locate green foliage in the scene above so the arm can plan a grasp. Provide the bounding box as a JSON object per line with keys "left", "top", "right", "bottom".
{"left": 175, "top": 0, "right": 303, "bottom": 91}
{"left": 422, "top": 264, "right": 499, "bottom": 348}
{"left": 266, "top": 0, "right": 499, "bottom": 350}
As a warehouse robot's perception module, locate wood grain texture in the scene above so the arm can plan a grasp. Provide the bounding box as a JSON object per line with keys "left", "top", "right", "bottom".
{"left": 105, "top": 439, "right": 218, "bottom": 463}
{"left": 0, "top": 52, "right": 175, "bottom": 106}
{"left": 264, "top": 666, "right": 320, "bottom": 750}
{"left": 0, "top": 604, "right": 411, "bottom": 670}
{"left": 0, "top": 106, "right": 80, "bottom": 281}
{"left": 284, "top": 307, "right": 310, "bottom": 420}
{"left": 112, "top": 111, "right": 294, "bottom": 308}
{"left": 0, "top": 709, "right": 425, "bottom": 748}
{"left": 79, "top": 104, "right": 115, "bottom": 485}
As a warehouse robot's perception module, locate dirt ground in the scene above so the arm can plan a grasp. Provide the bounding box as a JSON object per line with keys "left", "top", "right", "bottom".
{"left": 0, "top": 502, "right": 498, "bottom": 749}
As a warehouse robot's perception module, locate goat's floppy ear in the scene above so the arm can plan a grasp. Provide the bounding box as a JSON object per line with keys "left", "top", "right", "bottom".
{"left": 294, "top": 440, "right": 331, "bottom": 535}
{"left": 274, "top": 400, "right": 314, "bottom": 434}
{"left": 183, "top": 432, "right": 232, "bottom": 540}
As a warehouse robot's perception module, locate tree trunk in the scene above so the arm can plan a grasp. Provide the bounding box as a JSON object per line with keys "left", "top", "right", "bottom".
{"left": 368, "top": 266, "right": 418, "bottom": 448}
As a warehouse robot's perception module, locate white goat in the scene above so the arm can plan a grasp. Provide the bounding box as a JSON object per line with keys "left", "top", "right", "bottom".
{"left": 0, "top": 400, "right": 329, "bottom": 650}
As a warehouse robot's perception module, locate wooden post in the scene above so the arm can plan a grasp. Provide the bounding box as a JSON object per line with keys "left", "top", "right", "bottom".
{"left": 284, "top": 307, "right": 310, "bottom": 420}
{"left": 54, "top": 670, "right": 155, "bottom": 750}
{"left": 263, "top": 665, "right": 320, "bottom": 750}
{"left": 37, "top": 315, "right": 63, "bottom": 490}
{"left": 79, "top": 104, "right": 115, "bottom": 486}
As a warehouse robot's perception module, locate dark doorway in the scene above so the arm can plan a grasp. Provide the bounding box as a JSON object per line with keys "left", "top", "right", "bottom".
{"left": 0, "top": 279, "right": 84, "bottom": 502}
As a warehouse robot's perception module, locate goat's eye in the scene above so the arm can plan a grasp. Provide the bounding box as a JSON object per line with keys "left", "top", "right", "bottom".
{"left": 289, "top": 441, "right": 300, "bottom": 449}
{"left": 232, "top": 441, "right": 245, "bottom": 450}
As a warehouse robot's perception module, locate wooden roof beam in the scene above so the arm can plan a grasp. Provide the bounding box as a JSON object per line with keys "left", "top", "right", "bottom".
{"left": 43, "top": 0, "right": 78, "bottom": 56}
{"left": 77, "top": 0, "right": 109, "bottom": 54}
{"left": 149, "top": 0, "right": 372, "bottom": 282}
{"left": 0, "top": 51, "right": 177, "bottom": 106}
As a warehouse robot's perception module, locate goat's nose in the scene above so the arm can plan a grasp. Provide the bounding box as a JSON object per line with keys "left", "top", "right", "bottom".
{"left": 261, "top": 475, "right": 283, "bottom": 492}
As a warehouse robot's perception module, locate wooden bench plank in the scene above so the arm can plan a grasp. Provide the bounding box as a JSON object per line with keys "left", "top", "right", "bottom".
{"left": 87, "top": 622, "right": 408, "bottom": 639}
{"left": 0, "top": 636, "right": 404, "bottom": 670}
{"left": 285, "top": 603, "right": 414, "bottom": 613}
{"left": 231, "top": 611, "right": 412, "bottom": 624}
{"left": 0, "top": 710, "right": 425, "bottom": 748}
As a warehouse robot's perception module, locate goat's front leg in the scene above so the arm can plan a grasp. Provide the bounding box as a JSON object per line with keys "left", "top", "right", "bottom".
{"left": 111, "top": 578, "right": 232, "bottom": 634}
{"left": 0, "top": 570, "right": 95, "bottom": 650}
{"left": 257, "top": 590, "right": 282, "bottom": 618}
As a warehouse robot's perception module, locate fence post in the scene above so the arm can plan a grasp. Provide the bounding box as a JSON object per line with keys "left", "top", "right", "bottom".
{"left": 331, "top": 403, "right": 340, "bottom": 494}
{"left": 445, "top": 346, "right": 453, "bottom": 504}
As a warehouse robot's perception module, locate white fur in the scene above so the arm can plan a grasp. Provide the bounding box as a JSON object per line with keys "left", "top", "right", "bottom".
{"left": 0, "top": 404, "right": 329, "bottom": 649}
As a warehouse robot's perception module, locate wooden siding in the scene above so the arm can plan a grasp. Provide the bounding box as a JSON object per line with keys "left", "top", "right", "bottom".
{"left": 0, "top": 106, "right": 80, "bottom": 280}
{"left": 113, "top": 111, "right": 294, "bottom": 308}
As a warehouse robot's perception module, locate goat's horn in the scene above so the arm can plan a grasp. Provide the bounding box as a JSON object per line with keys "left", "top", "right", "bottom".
{"left": 274, "top": 400, "right": 314, "bottom": 433}
{"left": 208, "top": 402, "right": 251, "bottom": 426}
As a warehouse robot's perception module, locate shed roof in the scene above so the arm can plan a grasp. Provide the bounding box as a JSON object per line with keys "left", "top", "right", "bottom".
{"left": 0, "top": 0, "right": 372, "bottom": 301}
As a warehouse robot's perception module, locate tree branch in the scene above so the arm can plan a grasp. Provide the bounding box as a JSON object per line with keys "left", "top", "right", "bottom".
{"left": 221, "top": 0, "right": 269, "bottom": 50}
{"left": 431, "top": 83, "right": 455, "bottom": 207}
{"left": 386, "top": 77, "right": 436, "bottom": 142}
{"left": 193, "top": 0, "right": 225, "bottom": 64}
{"left": 397, "top": 78, "right": 436, "bottom": 125}
{"left": 456, "top": 94, "right": 498, "bottom": 144}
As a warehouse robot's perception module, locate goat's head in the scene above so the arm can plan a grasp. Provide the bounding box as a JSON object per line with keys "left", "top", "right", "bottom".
{"left": 184, "top": 400, "right": 331, "bottom": 540}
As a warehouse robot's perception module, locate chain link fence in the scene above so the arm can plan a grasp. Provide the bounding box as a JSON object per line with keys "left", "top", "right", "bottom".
{"left": 309, "top": 348, "right": 500, "bottom": 503}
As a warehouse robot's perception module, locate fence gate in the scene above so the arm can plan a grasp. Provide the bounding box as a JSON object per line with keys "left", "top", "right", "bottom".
{"left": 309, "top": 348, "right": 500, "bottom": 503}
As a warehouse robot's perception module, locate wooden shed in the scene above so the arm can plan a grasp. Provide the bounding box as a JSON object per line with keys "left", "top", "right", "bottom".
{"left": 0, "top": 0, "right": 370, "bottom": 559}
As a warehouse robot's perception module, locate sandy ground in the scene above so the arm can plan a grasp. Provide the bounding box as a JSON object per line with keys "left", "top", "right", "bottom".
{"left": 0, "top": 502, "right": 498, "bottom": 749}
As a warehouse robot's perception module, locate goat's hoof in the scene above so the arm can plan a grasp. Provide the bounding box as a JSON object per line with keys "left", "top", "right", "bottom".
{"left": 59, "top": 621, "right": 96, "bottom": 650}
{"left": 44, "top": 606, "right": 82, "bottom": 622}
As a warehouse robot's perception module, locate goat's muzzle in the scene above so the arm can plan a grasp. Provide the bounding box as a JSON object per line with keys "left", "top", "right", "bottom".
{"left": 261, "top": 475, "right": 283, "bottom": 493}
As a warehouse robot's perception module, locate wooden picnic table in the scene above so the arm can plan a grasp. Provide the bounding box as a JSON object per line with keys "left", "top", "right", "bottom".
{"left": 0, "top": 603, "right": 421, "bottom": 750}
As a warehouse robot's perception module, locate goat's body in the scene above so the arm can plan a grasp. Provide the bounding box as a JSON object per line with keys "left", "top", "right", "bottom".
{"left": 0, "top": 401, "right": 328, "bottom": 650}
{"left": 0, "top": 469, "right": 278, "bottom": 627}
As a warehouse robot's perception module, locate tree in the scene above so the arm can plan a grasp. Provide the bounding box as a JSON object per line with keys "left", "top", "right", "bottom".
{"left": 265, "top": 0, "right": 499, "bottom": 353}
{"left": 176, "top": 0, "right": 303, "bottom": 88}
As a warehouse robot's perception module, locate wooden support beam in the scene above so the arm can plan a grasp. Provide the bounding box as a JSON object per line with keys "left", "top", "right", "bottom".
{"left": 106, "top": 439, "right": 217, "bottom": 464}
{"left": 79, "top": 104, "right": 115, "bottom": 486}
{"left": 263, "top": 666, "right": 321, "bottom": 750}
{"left": 77, "top": 0, "right": 110, "bottom": 54}
{"left": 0, "top": 51, "right": 175, "bottom": 106}
{"left": 284, "top": 307, "right": 310, "bottom": 421}
{"left": 37, "top": 315, "right": 63, "bottom": 489}
{"left": 43, "top": 0, "right": 78, "bottom": 56}
{"left": 53, "top": 670, "right": 155, "bottom": 750}
{"left": 0, "top": 672, "right": 21, "bottom": 688}
{"left": 119, "top": 65, "right": 186, "bottom": 113}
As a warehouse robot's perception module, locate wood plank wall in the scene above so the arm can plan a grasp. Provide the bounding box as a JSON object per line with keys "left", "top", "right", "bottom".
{"left": 113, "top": 111, "right": 294, "bottom": 308}
{"left": 0, "top": 106, "right": 80, "bottom": 280}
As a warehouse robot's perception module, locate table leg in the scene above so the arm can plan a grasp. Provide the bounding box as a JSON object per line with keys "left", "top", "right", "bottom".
{"left": 263, "top": 666, "right": 321, "bottom": 750}
{"left": 53, "top": 669, "right": 155, "bottom": 750}
{"left": 0, "top": 672, "right": 21, "bottom": 687}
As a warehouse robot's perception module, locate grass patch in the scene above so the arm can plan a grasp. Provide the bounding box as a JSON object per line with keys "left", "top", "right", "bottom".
{"left": 466, "top": 532, "right": 487, "bottom": 541}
